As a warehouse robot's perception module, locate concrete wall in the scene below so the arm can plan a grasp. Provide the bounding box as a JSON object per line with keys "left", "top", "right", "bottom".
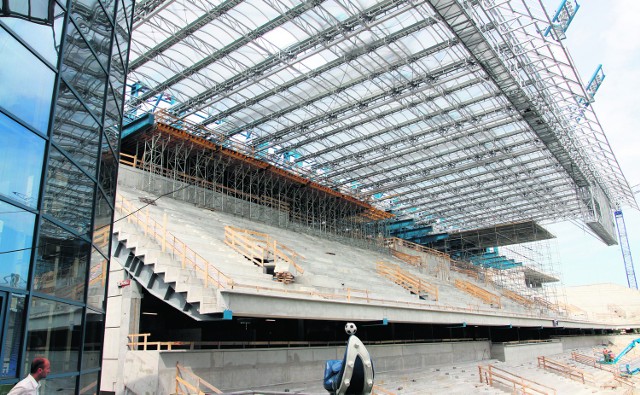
{"left": 122, "top": 340, "right": 490, "bottom": 393}
{"left": 490, "top": 340, "right": 563, "bottom": 363}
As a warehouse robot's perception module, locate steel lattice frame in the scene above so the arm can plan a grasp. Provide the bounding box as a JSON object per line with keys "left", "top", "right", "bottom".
{"left": 125, "top": 0, "right": 637, "bottom": 237}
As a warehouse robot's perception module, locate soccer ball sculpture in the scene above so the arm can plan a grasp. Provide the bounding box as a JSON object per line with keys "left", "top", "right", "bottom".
{"left": 345, "top": 322, "right": 357, "bottom": 335}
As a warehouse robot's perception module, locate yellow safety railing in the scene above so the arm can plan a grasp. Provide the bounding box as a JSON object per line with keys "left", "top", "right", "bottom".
{"left": 384, "top": 237, "right": 450, "bottom": 260}
{"left": 224, "top": 225, "right": 305, "bottom": 275}
{"left": 455, "top": 279, "right": 501, "bottom": 308}
{"left": 377, "top": 261, "right": 438, "bottom": 301}
{"left": 115, "top": 195, "right": 234, "bottom": 289}
{"left": 390, "top": 248, "right": 421, "bottom": 267}
{"left": 176, "top": 363, "right": 222, "bottom": 395}
{"left": 502, "top": 289, "right": 534, "bottom": 307}
{"left": 478, "top": 364, "right": 556, "bottom": 395}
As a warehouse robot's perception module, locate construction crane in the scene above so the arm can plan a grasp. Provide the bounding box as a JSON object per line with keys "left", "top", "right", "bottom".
{"left": 615, "top": 210, "right": 638, "bottom": 289}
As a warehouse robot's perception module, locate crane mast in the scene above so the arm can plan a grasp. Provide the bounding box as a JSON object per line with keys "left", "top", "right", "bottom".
{"left": 615, "top": 210, "right": 638, "bottom": 289}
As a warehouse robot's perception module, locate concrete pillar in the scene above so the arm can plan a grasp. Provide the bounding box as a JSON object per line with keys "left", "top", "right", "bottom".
{"left": 101, "top": 255, "right": 143, "bottom": 394}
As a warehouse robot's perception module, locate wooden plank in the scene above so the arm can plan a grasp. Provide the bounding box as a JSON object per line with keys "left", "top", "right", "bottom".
{"left": 455, "top": 279, "right": 501, "bottom": 308}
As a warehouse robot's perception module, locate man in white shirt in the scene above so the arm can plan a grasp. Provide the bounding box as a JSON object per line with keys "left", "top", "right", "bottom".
{"left": 7, "top": 357, "right": 50, "bottom": 395}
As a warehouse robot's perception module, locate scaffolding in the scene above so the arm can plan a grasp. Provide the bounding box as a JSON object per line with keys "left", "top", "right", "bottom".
{"left": 434, "top": 221, "right": 563, "bottom": 312}
{"left": 120, "top": 114, "right": 391, "bottom": 250}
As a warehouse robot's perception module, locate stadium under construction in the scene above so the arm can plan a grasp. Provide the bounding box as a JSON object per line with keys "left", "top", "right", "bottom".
{"left": 102, "top": 0, "right": 640, "bottom": 393}
{"left": 97, "top": 0, "right": 640, "bottom": 390}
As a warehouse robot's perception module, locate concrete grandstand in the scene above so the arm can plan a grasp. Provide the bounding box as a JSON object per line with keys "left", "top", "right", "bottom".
{"left": 101, "top": 0, "right": 640, "bottom": 393}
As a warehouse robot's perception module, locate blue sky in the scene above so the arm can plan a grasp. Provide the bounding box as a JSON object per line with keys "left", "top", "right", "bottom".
{"left": 542, "top": 0, "right": 640, "bottom": 286}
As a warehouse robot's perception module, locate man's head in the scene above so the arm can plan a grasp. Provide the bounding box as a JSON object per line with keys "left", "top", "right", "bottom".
{"left": 30, "top": 357, "right": 50, "bottom": 381}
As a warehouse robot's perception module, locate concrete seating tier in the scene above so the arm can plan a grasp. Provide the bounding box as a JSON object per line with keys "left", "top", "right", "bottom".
{"left": 113, "top": 184, "right": 561, "bottom": 321}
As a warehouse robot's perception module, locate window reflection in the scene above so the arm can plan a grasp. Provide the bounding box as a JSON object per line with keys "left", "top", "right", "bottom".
{"left": 79, "top": 371, "right": 99, "bottom": 394}
{"left": 0, "top": 27, "right": 55, "bottom": 133}
{"left": 0, "top": 112, "right": 45, "bottom": 208}
{"left": 26, "top": 297, "right": 82, "bottom": 374}
{"left": 42, "top": 147, "right": 95, "bottom": 235}
{"left": 34, "top": 219, "right": 89, "bottom": 302}
{"left": 53, "top": 81, "right": 101, "bottom": 178}
{"left": 0, "top": 201, "right": 35, "bottom": 290}
{"left": 41, "top": 376, "right": 79, "bottom": 395}
{"left": 1, "top": 0, "right": 54, "bottom": 25}
{"left": 92, "top": 191, "right": 112, "bottom": 256}
{"left": 60, "top": 20, "right": 107, "bottom": 120}
{"left": 104, "top": 87, "right": 121, "bottom": 152}
{"left": 1, "top": 294, "right": 25, "bottom": 378}
{"left": 82, "top": 309, "right": 104, "bottom": 369}
{"left": 87, "top": 249, "right": 107, "bottom": 311}
{"left": 99, "top": 138, "right": 118, "bottom": 202}
{"left": 69, "top": 0, "right": 113, "bottom": 68}
{"left": 0, "top": 2, "right": 64, "bottom": 64}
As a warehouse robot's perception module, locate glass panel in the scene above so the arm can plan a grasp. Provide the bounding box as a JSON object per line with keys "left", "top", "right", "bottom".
{"left": 116, "top": 0, "right": 133, "bottom": 39}
{"left": 103, "top": 87, "right": 121, "bottom": 153}
{"left": 87, "top": 249, "right": 107, "bottom": 311}
{"left": 0, "top": 27, "right": 55, "bottom": 133}
{"left": 52, "top": 81, "right": 101, "bottom": 178}
{"left": 1, "top": 294, "right": 25, "bottom": 378}
{"left": 79, "top": 371, "right": 99, "bottom": 394}
{"left": 7, "top": 0, "right": 28, "bottom": 14}
{"left": 100, "top": 0, "right": 116, "bottom": 21}
{"left": 0, "top": 112, "right": 45, "bottom": 208}
{"left": 1, "top": 2, "right": 64, "bottom": 64}
{"left": 69, "top": 0, "right": 113, "bottom": 68}
{"left": 60, "top": 20, "right": 107, "bottom": 121}
{"left": 0, "top": 201, "right": 35, "bottom": 290}
{"left": 82, "top": 309, "right": 104, "bottom": 369}
{"left": 99, "top": 138, "right": 117, "bottom": 202}
{"left": 42, "top": 147, "right": 96, "bottom": 235}
{"left": 34, "top": 219, "right": 90, "bottom": 302}
{"left": 92, "top": 191, "right": 112, "bottom": 256}
{"left": 31, "top": 0, "right": 50, "bottom": 20}
{"left": 110, "top": 34, "right": 125, "bottom": 83}
{"left": 25, "top": 297, "right": 82, "bottom": 374}
{"left": 41, "top": 375, "right": 78, "bottom": 394}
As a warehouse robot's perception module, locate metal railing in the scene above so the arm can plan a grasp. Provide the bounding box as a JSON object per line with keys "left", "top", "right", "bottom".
{"left": 478, "top": 364, "right": 556, "bottom": 395}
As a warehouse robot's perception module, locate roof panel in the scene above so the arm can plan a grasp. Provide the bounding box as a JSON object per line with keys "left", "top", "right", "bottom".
{"left": 125, "top": 0, "right": 638, "bottom": 235}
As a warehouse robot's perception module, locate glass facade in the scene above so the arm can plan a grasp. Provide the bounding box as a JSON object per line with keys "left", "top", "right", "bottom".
{"left": 0, "top": 0, "right": 133, "bottom": 392}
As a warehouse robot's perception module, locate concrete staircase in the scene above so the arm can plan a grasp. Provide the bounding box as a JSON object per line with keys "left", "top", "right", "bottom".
{"left": 112, "top": 220, "right": 224, "bottom": 320}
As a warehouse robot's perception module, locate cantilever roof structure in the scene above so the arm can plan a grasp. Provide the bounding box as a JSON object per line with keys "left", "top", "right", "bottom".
{"left": 125, "top": 0, "right": 637, "bottom": 239}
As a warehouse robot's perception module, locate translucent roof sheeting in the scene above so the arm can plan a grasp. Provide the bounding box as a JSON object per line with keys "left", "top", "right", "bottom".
{"left": 125, "top": 0, "right": 637, "bottom": 233}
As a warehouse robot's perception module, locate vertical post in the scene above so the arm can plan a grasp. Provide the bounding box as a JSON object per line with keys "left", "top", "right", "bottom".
{"left": 181, "top": 242, "right": 187, "bottom": 269}
{"left": 176, "top": 363, "right": 180, "bottom": 394}
{"left": 205, "top": 259, "right": 209, "bottom": 287}
{"left": 162, "top": 213, "right": 167, "bottom": 252}
{"left": 144, "top": 207, "right": 150, "bottom": 236}
{"left": 143, "top": 334, "right": 148, "bottom": 351}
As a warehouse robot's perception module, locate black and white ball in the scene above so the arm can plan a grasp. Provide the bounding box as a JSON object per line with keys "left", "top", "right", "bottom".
{"left": 345, "top": 322, "right": 357, "bottom": 335}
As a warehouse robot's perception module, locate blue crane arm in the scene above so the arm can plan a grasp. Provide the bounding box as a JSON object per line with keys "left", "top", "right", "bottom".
{"left": 614, "top": 338, "right": 640, "bottom": 363}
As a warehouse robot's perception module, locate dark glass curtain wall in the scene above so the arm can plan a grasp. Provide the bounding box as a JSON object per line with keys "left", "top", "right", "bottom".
{"left": 0, "top": 0, "right": 133, "bottom": 392}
